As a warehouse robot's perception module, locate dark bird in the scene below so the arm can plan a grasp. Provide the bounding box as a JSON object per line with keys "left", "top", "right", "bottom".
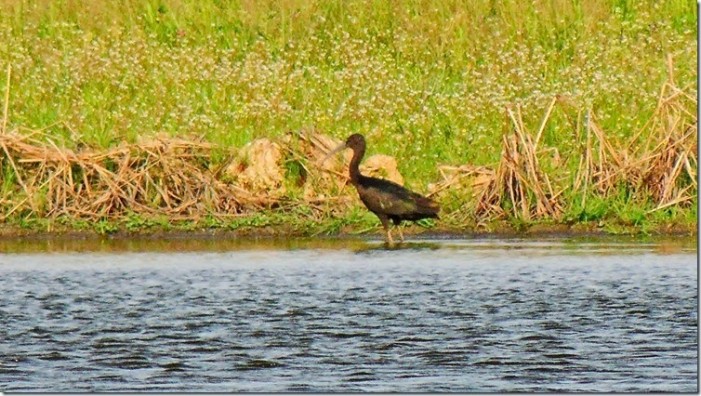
{"left": 323, "top": 133, "right": 439, "bottom": 244}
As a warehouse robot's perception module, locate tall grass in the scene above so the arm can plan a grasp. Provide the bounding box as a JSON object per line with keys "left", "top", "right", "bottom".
{"left": 0, "top": 0, "right": 696, "bottom": 232}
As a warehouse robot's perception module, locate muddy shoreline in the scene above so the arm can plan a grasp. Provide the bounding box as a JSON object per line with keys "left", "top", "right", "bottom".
{"left": 1, "top": 224, "right": 695, "bottom": 255}
{"left": 1, "top": 222, "right": 695, "bottom": 241}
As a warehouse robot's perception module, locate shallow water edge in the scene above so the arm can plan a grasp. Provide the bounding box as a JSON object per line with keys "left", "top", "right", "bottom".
{"left": 0, "top": 232, "right": 697, "bottom": 254}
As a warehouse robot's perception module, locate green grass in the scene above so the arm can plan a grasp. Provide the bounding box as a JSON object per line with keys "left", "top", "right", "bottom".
{"left": 0, "top": 0, "right": 696, "bottom": 235}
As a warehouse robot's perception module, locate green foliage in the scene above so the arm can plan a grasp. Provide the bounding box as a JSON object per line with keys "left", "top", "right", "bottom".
{"left": 415, "top": 218, "right": 436, "bottom": 228}
{"left": 94, "top": 219, "right": 118, "bottom": 235}
{"left": 0, "top": 2, "right": 694, "bottom": 160}
{"left": 507, "top": 214, "right": 530, "bottom": 233}
{"left": 123, "top": 212, "right": 170, "bottom": 231}
{"left": 17, "top": 216, "right": 43, "bottom": 230}
{"left": 202, "top": 215, "right": 224, "bottom": 229}
{"left": 0, "top": 1, "right": 695, "bottom": 235}
{"left": 570, "top": 195, "right": 611, "bottom": 223}
{"left": 1, "top": 162, "right": 16, "bottom": 196}
{"left": 227, "top": 212, "right": 275, "bottom": 229}
{"left": 284, "top": 159, "right": 307, "bottom": 188}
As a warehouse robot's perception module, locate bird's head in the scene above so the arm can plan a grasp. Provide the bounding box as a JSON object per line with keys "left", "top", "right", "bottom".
{"left": 345, "top": 133, "right": 365, "bottom": 151}
{"left": 322, "top": 133, "right": 366, "bottom": 163}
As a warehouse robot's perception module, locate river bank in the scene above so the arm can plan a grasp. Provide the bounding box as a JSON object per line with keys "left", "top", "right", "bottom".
{"left": 1, "top": 217, "right": 695, "bottom": 241}
{"left": 0, "top": 2, "right": 696, "bottom": 237}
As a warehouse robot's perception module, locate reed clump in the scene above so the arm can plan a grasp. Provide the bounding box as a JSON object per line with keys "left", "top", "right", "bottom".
{"left": 0, "top": 130, "right": 253, "bottom": 221}
{"left": 569, "top": 56, "right": 697, "bottom": 214}
{"left": 430, "top": 60, "right": 696, "bottom": 230}
{"left": 0, "top": 122, "right": 415, "bottom": 227}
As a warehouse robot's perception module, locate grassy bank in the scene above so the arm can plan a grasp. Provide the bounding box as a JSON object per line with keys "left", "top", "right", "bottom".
{"left": 0, "top": 0, "right": 697, "bottom": 237}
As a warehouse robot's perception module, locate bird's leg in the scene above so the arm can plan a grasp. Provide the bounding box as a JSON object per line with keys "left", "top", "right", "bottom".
{"left": 397, "top": 224, "right": 405, "bottom": 243}
{"left": 379, "top": 215, "right": 394, "bottom": 245}
{"left": 390, "top": 218, "right": 404, "bottom": 243}
{"left": 386, "top": 228, "right": 394, "bottom": 245}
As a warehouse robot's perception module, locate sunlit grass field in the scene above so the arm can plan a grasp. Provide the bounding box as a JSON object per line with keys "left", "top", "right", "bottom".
{"left": 0, "top": 0, "right": 696, "bottom": 234}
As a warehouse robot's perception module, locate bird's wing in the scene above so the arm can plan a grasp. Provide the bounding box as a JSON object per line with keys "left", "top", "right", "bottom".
{"left": 358, "top": 177, "right": 437, "bottom": 216}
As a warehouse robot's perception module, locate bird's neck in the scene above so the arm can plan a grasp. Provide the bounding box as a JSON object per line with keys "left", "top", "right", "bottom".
{"left": 348, "top": 145, "right": 365, "bottom": 185}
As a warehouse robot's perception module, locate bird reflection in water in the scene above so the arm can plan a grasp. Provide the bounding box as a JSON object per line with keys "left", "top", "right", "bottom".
{"left": 351, "top": 240, "right": 443, "bottom": 253}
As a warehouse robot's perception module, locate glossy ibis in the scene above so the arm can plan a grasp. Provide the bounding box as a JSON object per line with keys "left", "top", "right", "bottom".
{"left": 323, "top": 133, "right": 439, "bottom": 243}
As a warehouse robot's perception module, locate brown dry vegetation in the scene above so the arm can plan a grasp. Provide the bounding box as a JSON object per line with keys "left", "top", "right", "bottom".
{"left": 0, "top": 118, "right": 411, "bottom": 225}
{"left": 0, "top": 60, "right": 695, "bottom": 235}
{"left": 428, "top": 60, "right": 697, "bottom": 230}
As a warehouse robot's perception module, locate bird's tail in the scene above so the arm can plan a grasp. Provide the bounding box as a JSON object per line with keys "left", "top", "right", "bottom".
{"left": 416, "top": 196, "right": 440, "bottom": 218}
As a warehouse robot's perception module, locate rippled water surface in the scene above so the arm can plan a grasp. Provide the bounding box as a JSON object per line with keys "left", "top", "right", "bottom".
{"left": 0, "top": 237, "right": 697, "bottom": 392}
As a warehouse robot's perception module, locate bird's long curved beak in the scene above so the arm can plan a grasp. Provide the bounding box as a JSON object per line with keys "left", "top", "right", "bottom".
{"left": 321, "top": 142, "right": 347, "bottom": 164}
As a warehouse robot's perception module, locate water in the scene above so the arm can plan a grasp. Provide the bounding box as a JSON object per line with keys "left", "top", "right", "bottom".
{"left": 0, "top": 237, "right": 697, "bottom": 392}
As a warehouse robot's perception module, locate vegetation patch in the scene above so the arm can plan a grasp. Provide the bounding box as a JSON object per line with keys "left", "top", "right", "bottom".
{"left": 0, "top": 1, "right": 696, "bottom": 236}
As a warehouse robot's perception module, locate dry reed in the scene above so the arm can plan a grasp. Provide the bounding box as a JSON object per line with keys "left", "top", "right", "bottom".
{"left": 432, "top": 59, "right": 695, "bottom": 227}
{"left": 0, "top": 61, "right": 696, "bottom": 229}
{"left": 0, "top": 130, "right": 253, "bottom": 221}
